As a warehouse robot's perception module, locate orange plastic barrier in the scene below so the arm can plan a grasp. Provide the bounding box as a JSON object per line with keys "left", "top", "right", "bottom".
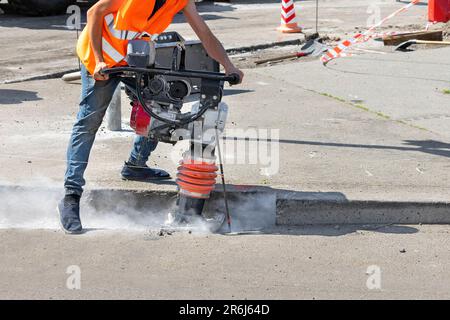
{"left": 428, "top": 0, "right": 450, "bottom": 23}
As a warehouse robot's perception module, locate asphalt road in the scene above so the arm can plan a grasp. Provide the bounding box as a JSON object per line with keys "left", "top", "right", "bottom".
{"left": 1, "top": 225, "right": 450, "bottom": 299}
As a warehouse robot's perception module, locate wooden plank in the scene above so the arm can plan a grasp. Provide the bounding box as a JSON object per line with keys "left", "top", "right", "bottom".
{"left": 383, "top": 30, "right": 443, "bottom": 46}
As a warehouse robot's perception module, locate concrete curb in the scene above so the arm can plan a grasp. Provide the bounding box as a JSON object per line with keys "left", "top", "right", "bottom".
{"left": 277, "top": 198, "right": 450, "bottom": 225}
{"left": 225, "top": 36, "right": 310, "bottom": 54}
{"left": 1, "top": 68, "right": 80, "bottom": 85}
{"left": 1, "top": 185, "right": 449, "bottom": 227}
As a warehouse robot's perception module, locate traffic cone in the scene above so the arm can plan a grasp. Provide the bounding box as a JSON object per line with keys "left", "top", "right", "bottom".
{"left": 428, "top": 0, "right": 450, "bottom": 23}
{"left": 277, "top": 0, "right": 302, "bottom": 33}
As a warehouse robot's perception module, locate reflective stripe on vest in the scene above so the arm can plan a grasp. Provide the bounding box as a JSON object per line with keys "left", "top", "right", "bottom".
{"left": 105, "top": 13, "right": 140, "bottom": 40}
{"left": 102, "top": 37, "right": 125, "bottom": 62}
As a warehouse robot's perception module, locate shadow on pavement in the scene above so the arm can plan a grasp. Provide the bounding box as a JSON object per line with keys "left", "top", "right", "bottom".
{"left": 0, "top": 89, "right": 42, "bottom": 104}
{"left": 260, "top": 224, "right": 419, "bottom": 237}
{"left": 223, "top": 137, "right": 450, "bottom": 159}
{"left": 223, "top": 89, "right": 254, "bottom": 96}
{"left": 403, "top": 140, "right": 450, "bottom": 158}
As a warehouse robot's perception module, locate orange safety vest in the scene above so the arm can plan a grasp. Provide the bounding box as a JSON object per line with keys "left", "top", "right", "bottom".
{"left": 77, "top": 0, "right": 189, "bottom": 75}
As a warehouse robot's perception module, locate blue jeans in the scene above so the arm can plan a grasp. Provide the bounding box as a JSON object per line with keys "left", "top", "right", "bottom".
{"left": 64, "top": 65, "right": 158, "bottom": 196}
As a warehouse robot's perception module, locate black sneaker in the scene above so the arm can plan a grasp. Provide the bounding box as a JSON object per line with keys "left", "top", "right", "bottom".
{"left": 121, "top": 161, "right": 171, "bottom": 182}
{"left": 57, "top": 195, "right": 82, "bottom": 234}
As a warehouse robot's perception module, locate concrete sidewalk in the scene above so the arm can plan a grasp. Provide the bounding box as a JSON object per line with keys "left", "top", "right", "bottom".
{"left": 260, "top": 46, "right": 450, "bottom": 138}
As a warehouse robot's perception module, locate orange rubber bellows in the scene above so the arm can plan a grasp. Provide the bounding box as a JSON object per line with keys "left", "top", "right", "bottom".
{"left": 176, "top": 158, "right": 218, "bottom": 199}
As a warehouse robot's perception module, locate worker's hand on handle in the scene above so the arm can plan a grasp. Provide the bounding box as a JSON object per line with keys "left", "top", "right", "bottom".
{"left": 225, "top": 65, "right": 244, "bottom": 85}
{"left": 93, "top": 61, "right": 109, "bottom": 81}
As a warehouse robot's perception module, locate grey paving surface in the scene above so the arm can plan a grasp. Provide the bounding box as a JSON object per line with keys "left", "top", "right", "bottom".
{"left": 1, "top": 225, "right": 450, "bottom": 299}
{"left": 261, "top": 46, "right": 450, "bottom": 137}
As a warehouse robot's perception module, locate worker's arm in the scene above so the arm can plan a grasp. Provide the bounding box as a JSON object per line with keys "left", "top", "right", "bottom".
{"left": 87, "top": 0, "right": 125, "bottom": 80}
{"left": 183, "top": 0, "right": 244, "bottom": 84}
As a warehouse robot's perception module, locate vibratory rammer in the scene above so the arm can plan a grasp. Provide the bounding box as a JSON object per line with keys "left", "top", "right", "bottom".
{"left": 102, "top": 32, "right": 240, "bottom": 232}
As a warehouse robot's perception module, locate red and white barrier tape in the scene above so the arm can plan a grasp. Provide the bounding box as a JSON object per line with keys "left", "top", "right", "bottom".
{"left": 321, "top": 0, "right": 420, "bottom": 64}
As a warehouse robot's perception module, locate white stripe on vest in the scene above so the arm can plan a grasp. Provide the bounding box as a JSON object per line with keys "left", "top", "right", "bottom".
{"left": 104, "top": 13, "right": 140, "bottom": 40}
{"left": 102, "top": 38, "right": 124, "bottom": 62}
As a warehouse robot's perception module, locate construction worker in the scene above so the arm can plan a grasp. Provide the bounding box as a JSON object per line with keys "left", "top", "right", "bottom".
{"left": 58, "top": 0, "right": 244, "bottom": 234}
